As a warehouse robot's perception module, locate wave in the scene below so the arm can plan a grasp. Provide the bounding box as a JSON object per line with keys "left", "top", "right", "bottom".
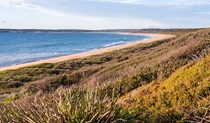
{"left": 100, "top": 41, "right": 129, "bottom": 48}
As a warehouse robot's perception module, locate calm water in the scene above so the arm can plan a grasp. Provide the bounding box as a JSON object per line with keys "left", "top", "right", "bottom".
{"left": 0, "top": 32, "right": 150, "bottom": 68}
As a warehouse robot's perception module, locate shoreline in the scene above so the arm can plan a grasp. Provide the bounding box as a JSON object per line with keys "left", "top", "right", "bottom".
{"left": 0, "top": 33, "right": 175, "bottom": 72}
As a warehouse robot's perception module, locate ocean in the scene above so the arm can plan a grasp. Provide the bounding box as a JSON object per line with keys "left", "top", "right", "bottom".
{"left": 0, "top": 32, "right": 150, "bottom": 68}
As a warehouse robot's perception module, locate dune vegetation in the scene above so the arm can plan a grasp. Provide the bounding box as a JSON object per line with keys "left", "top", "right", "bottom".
{"left": 0, "top": 28, "right": 210, "bottom": 122}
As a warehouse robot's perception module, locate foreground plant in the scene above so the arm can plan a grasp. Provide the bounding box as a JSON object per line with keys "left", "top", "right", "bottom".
{"left": 0, "top": 88, "right": 125, "bottom": 123}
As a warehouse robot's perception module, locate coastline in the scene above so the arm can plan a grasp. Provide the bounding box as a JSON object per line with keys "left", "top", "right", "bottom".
{"left": 0, "top": 33, "right": 175, "bottom": 72}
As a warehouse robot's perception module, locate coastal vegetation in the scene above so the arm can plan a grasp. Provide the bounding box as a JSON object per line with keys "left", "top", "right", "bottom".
{"left": 0, "top": 28, "right": 210, "bottom": 122}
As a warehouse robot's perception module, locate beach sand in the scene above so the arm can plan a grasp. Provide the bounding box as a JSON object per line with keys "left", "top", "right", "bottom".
{"left": 0, "top": 33, "right": 175, "bottom": 72}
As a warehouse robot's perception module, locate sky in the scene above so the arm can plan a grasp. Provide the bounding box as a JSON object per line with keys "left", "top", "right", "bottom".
{"left": 0, "top": 0, "right": 210, "bottom": 29}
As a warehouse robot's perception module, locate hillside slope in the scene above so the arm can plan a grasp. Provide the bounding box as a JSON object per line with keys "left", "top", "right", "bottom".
{"left": 1, "top": 55, "right": 209, "bottom": 122}
{"left": 119, "top": 55, "right": 210, "bottom": 122}
{"left": 1, "top": 28, "right": 210, "bottom": 101}
{"left": 0, "top": 28, "right": 210, "bottom": 122}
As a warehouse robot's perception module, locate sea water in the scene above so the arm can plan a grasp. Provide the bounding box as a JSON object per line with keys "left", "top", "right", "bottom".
{"left": 0, "top": 32, "right": 150, "bottom": 68}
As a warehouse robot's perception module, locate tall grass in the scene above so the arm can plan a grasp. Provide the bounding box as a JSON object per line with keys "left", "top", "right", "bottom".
{"left": 0, "top": 88, "right": 125, "bottom": 123}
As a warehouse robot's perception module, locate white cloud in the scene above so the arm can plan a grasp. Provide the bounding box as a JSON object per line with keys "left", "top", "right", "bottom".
{"left": 195, "top": 12, "right": 210, "bottom": 15}
{"left": 160, "top": 1, "right": 210, "bottom": 6}
{"left": 86, "top": 0, "right": 210, "bottom": 6}
{"left": 84, "top": 17, "right": 165, "bottom": 29}
{"left": 86, "top": 0, "right": 141, "bottom": 4}
{"left": 0, "top": 0, "right": 70, "bottom": 17}
{"left": 0, "top": 20, "right": 6, "bottom": 23}
{"left": 0, "top": 0, "right": 165, "bottom": 29}
{"left": 0, "top": 0, "right": 106, "bottom": 21}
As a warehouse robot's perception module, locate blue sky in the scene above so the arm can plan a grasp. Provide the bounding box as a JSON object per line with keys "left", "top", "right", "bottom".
{"left": 0, "top": 0, "right": 210, "bottom": 29}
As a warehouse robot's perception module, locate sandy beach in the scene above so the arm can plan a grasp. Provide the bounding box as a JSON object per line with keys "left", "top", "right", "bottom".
{"left": 0, "top": 33, "right": 174, "bottom": 72}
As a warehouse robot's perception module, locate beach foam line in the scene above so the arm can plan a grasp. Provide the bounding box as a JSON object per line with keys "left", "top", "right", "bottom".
{"left": 0, "top": 33, "right": 175, "bottom": 72}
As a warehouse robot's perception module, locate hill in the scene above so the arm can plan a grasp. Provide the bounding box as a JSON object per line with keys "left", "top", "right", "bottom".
{"left": 119, "top": 55, "right": 210, "bottom": 122}
{"left": 0, "top": 28, "right": 210, "bottom": 122}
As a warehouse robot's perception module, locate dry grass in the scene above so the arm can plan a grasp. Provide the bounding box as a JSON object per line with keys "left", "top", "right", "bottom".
{"left": 0, "top": 87, "right": 125, "bottom": 123}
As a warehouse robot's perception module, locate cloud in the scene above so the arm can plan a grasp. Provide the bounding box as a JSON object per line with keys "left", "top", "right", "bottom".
{"left": 87, "top": 16, "right": 165, "bottom": 29}
{"left": 86, "top": 0, "right": 141, "bottom": 4}
{"left": 0, "top": 20, "right": 6, "bottom": 23}
{"left": 195, "top": 12, "right": 210, "bottom": 15}
{"left": 160, "top": 1, "right": 210, "bottom": 7}
{"left": 0, "top": 0, "right": 70, "bottom": 17}
{"left": 0, "top": 0, "right": 118, "bottom": 21}
{"left": 86, "top": 0, "right": 210, "bottom": 6}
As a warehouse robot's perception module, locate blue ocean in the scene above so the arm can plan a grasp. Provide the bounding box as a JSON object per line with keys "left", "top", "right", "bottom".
{"left": 0, "top": 32, "right": 150, "bottom": 68}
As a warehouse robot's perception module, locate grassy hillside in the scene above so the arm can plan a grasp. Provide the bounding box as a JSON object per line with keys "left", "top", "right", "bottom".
{"left": 119, "top": 55, "right": 210, "bottom": 122}
{"left": 0, "top": 28, "right": 210, "bottom": 122}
